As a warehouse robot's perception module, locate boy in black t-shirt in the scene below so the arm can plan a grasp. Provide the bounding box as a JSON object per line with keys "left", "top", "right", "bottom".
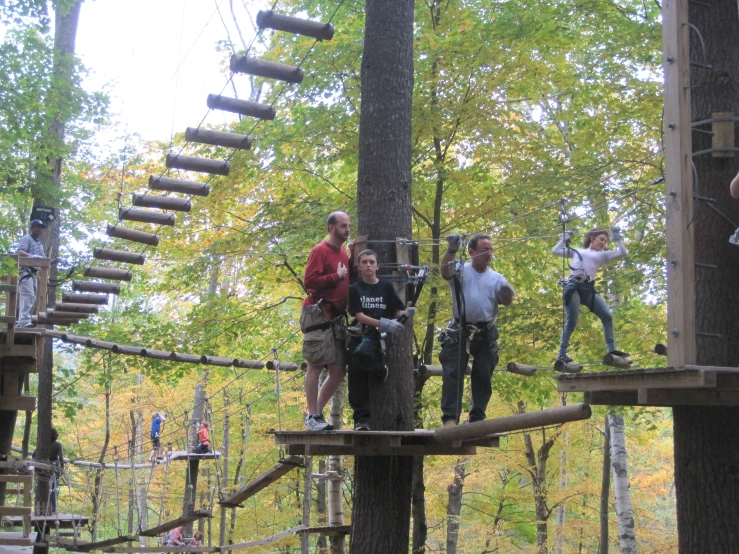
{"left": 347, "top": 249, "right": 415, "bottom": 430}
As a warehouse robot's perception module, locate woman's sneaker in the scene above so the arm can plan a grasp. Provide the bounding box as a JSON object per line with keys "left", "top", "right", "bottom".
{"left": 305, "top": 413, "right": 334, "bottom": 431}
{"left": 354, "top": 421, "right": 370, "bottom": 431}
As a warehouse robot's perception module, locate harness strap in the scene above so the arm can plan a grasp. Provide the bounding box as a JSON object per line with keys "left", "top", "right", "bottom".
{"left": 303, "top": 321, "right": 332, "bottom": 333}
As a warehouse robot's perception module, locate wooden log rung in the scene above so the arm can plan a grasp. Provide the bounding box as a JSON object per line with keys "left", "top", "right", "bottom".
{"left": 61, "top": 293, "right": 109, "bottom": 305}
{"left": 72, "top": 280, "right": 121, "bottom": 295}
{"left": 506, "top": 362, "right": 537, "bottom": 377}
{"left": 229, "top": 54, "right": 304, "bottom": 84}
{"left": 132, "top": 193, "right": 192, "bottom": 212}
{"left": 55, "top": 302, "right": 100, "bottom": 314}
{"left": 149, "top": 175, "right": 210, "bottom": 197}
{"left": 119, "top": 207, "right": 176, "bottom": 227}
{"left": 185, "top": 128, "right": 253, "bottom": 150}
{"left": 94, "top": 247, "right": 147, "bottom": 265}
{"left": 554, "top": 360, "right": 583, "bottom": 373}
{"left": 46, "top": 310, "right": 89, "bottom": 319}
{"left": 106, "top": 224, "right": 160, "bottom": 247}
{"left": 83, "top": 266, "right": 133, "bottom": 281}
{"left": 206, "top": 95, "right": 276, "bottom": 120}
{"left": 165, "top": 154, "right": 230, "bottom": 176}
{"left": 256, "top": 10, "right": 334, "bottom": 41}
{"left": 602, "top": 353, "right": 633, "bottom": 369}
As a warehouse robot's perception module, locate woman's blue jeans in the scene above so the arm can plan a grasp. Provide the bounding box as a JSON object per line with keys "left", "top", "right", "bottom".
{"left": 558, "top": 290, "right": 615, "bottom": 358}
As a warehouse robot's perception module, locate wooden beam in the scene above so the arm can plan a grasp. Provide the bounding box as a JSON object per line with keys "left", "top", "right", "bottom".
{"left": 139, "top": 511, "right": 212, "bottom": 537}
{"left": 299, "top": 526, "right": 351, "bottom": 537}
{"left": 119, "top": 208, "right": 175, "bottom": 227}
{"left": 286, "top": 444, "right": 479, "bottom": 456}
{"left": 16, "top": 257, "right": 50, "bottom": 268}
{"left": 233, "top": 359, "right": 267, "bottom": 369}
{"left": 82, "top": 266, "right": 132, "bottom": 282}
{"left": 149, "top": 175, "right": 210, "bottom": 197}
{"left": 662, "top": 0, "right": 696, "bottom": 366}
{"left": 61, "top": 293, "right": 108, "bottom": 305}
{"left": 256, "top": 10, "right": 334, "bottom": 41}
{"left": 0, "top": 475, "right": 32, "bottom": 483}
{"left": 506, "top": 362, "right": 537, "bottom": 377}
{"left": 94, "top": 246, "right": 147, "bottom": 264}
{"left": 44, "top": 310, "right": 88, "bottom": 319}
{"left": 638, "top": 388, "right": 739, "bottom": 407}
{"left": 206, "top": 95, "right": 276, "bottom": 120}
{"left": 0, "top": 538, "right": 32, "bottom": 546}
{"left": 711, "top": 111, "right": 735, "bottom": 157}
{"left": 74, "top": 535, "right": 138, "bottom": 552}
{"left": 165, "top": 154, "right": 229, "bottom": 176}
{"left": 557, "top": 369, "right": 716, "bottom": 393}
{"left": 219, "top": 456, "right": 304, "bottom": 507}
{"left": 132, "top": 193, "right": 192, "bottom": 213}
{"left": 55, "top": 302, "right": 100, "bottom": 313}
{"left": 265, "top": 360, "right": 302, "bottom": 371}
{"left": 106, "top": 224, "right": 160, "bottom": 247}
{"left": 185, "top": 128, "right": 252, "bottom": 150}
{"left": 433, "top": 404, "right": 592, "bottom": 443}
{"left": 219, "top": 525, "right": 305, "bottom": 551}
{"left": 229, "top": 54, "right": 304, "bottom": 84}
{"left": 0, "top": 396, "right": 36, "bottom": 411}
{"left": 72, "top": 281, "right": 121, "bottom": 295}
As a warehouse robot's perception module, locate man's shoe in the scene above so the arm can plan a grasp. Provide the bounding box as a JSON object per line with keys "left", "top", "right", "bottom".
{"left": 354, "top": 421, "right": 370, "bottom": 431}
{"left": 443, "top": 420, "right": 457, "bottom": 428}
{"left": 305, "top": 413, "right": 334, "bottom": 431}
{"left": 608, "top": 349, "right": 629, "bottom": 357}
{"left": 557, "top": 355, "right": 573, "bottom": 363}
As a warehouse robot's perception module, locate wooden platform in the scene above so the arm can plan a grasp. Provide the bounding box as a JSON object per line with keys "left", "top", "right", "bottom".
{"left": 1, "top": 513, "right": 89, "bottom": 530}
{"left": 271, "top": 429, "right": 500, "bottom": 456}
{"left": 556, "top": 365, "right": 739, "bottom": 407}
{"left": 0, "top": 532, "right": 35, "bottom": 554}
{"left": 219, "top": 456, "right": 303, "bottom": 508}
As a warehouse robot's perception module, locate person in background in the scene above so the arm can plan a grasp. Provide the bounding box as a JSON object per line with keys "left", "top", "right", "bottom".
{"left": 168, "top": 526, "right": 185, "bottom": 547}
{"left": 148, "top": 412, "right": 166, "bottom": 462}
{"left": 191, "top": 532, "right": 203, "bottom": 547}
{"left": 192, "top": 421, "right": 211, "bottom": 454}
{"left": 33, "top": 428, "right": 64, "bottom": 513}
{"left": 301, "top": 211, "right": 354, "bottom": 431}
{"left": 15, "top": 219, "right": 46, "bottom": 328}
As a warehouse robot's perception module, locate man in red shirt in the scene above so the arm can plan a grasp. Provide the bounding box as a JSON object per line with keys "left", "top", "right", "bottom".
{"left": 301, "top": 211, "right": 353, "bottom": 430}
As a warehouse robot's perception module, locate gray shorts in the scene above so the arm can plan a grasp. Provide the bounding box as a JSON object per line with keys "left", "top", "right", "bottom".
{"left": 300, "top": 306, "right": 346, "bottom": 368}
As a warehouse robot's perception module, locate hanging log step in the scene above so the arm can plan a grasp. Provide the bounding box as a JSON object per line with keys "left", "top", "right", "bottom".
{"left": 62, "top": 293, "right": 108, "bottom": 305}
{"left": 33, "top": 315, "right": 80, "bottom": 326}
{"left": 107, "top": 224, "right": 160, "bottom": 247}
{"left": 83, "top": 266, "right": 133, "bottom": 282}
{"left": 44, "top": 310, "right": 89, "bottom": 320}
{"left": 132, "top": 193, "right": 192, "bottom": 212}
{"left": 149, "top": 175, "right": 210, "bottom": 197}
{"left": 94, "top": 247, "right": 146, "bottom": 265}
{"left": 256, "top": 10, "right": 334, "bottom": 41}
{"left": 230, "top": 54, "right": 304, "bottom": 84}
{"left": 553, "top": 360, "right": 583, "bottom": 373}
{"left": 165, "top": 154, "right": 230, "bottom": 176}
{"left": 602, "top": 353, "right": 632, "bottom": 369}
{"left": 185, "top": 128, "right": 253, "bottom": 150}
{"left": 72, "top": 281, "right": 121, "bottom": 295}
{"left": 119, "top": 208, "right": 176, "bottom": 227}
{"left": 55, "top": 303, "right": 99, "bottom": 314}
{"left": 206, "top": 95, "right": 276, "bottom": 120}
{"left": 506, "top": 362, "right": 537, "bottom": 377}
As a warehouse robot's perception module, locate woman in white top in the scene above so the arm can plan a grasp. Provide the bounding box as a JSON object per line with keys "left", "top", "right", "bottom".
{"left": 552, "top": 227, "right": 627, "bottom": 362}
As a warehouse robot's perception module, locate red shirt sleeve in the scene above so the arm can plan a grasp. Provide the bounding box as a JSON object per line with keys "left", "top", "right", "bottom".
{"left": 304, "top": 245, "right": 339, "bottom": 293}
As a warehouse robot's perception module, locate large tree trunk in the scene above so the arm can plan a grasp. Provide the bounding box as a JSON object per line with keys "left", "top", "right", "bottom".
{"left": 183, "top": 382, "right": 206, "bottom": 536}
{"left": 33, "top": 9, "right": 82, "bottom": 553}
{"left": 673, "top": 1, "right": 739, "bottom": 552}
{"left": 350, "top": 1, "right": 415, "bottom": 552}
{"left": 607, "top": 415, "right": 636, "bottom": 553}
{"left": 600, "top": 415, "right": 611, "bottom": 554}
{"left": 91, "top": 386, "right": 111, "bottom": 541}
{"left": 445, "top": 457, "right": 468, "bottom": 554}
{"left": 328, "top": 380, "right": 346, "bottom": 554}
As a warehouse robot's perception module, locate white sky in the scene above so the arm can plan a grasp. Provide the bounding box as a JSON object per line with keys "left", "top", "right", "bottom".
{"left": 76, "top": 0, "right": 271, "bottom": 145}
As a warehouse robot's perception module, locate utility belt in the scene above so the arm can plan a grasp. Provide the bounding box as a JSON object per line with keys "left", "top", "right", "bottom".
{"left": 440, "top": 318, "right": 497, "bottom": 345}
{"left": 19, "top": 268, "right": 38, "bottom": 283}
{"left": 302, "top": 302, "right": 347, "bottom": 334}
{"left": 563, "top": 275, "right": 599, "bottom": 310}
{"left": 569, "top": 274, "right": 595, "bottom": 284}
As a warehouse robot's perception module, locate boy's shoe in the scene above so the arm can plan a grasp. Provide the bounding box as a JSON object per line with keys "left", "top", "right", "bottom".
{"left": 354, "top": 421, "right": 370, "bottom": 431}
{"left": 557, "top": 355, "right": 573, "bottom": 363}
{"left": 305, "top": 413, "right": 334, "bottom": 431}
{"left": 443, "top": 420, "right": 457, "bottom": 429}
{"left": 608, "top": 349, "right": 629, "bottom": 357}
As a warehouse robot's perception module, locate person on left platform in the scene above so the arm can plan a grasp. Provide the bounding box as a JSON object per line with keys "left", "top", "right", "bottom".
{"left": 32, "top": 428, "right": 64, "bottom": 513}
{"left": 301, "top": 211, "right": 354, "bottom": 431}
{"left": 15, "top": 219, "right": 46, "bottom": 328}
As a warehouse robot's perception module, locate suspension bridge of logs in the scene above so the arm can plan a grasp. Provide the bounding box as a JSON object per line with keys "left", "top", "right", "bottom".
{"left": 3, "top": 0, "right": 739, "bottom": 552}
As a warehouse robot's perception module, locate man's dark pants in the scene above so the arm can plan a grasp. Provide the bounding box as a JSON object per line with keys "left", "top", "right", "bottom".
{"left": 439, "top": 324, "right": 499, "bottom": 424}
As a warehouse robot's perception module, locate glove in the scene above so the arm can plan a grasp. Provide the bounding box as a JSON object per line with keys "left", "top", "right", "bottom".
{"left": 559, "top": 230, "right": 574, "bottom": 241}
{"left": 403, "top": 307, "right": 416, "bottom": 320}
{"left": 379, "top": 317, "right": 404, "bottom": 335}
{"left": 446, "top": 234, "right": 462, "bottom": 253}
{"left": 611, "top": 226, "right": 623, "bottom": 241}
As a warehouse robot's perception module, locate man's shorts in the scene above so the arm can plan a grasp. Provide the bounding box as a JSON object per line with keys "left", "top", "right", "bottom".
{"left": 300, "top": 306, "right": 345, "bottom": 368}
{"left": 151, "top": 436, "right": 161, "bottom": 449}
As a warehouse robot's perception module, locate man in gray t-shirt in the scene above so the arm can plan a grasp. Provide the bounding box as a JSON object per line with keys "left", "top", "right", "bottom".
{"left": 16, "top": 220, "right": 46, "bottom": 327}
{"left": 439, "top": 234, "right": 515, "bottom": 426}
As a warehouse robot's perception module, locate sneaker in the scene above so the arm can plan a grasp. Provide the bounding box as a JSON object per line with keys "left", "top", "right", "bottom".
{"left": 305, "top": 413, "right": 334, "bottom": 431}
{"left": 557, "top": 355, "right": 573, "bottom": 363}
{"left": 443, "top": 420, "right": 457, "bottom": 429}
{"left": 608, "top": 349, "right": 629, "bottom": 357}
{"left": 354, "top": 421, "right": 370, "bottom": 431}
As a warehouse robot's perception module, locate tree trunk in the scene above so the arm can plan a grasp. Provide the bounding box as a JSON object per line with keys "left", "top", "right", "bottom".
{"left": 445, "top": 457, "right": 468, "bottom": 554}
{"left": 554, "top": 396, "right": 568, "bottom": 554}
{"left": 608, "top": 415, "right": 636, "bottom": 553}
{"left": 183, "top": 382, "right": 206, "bottom": 536}
{"left": 135, "top": 379, "right": 147, "bottom": 539}
{"left": 351, "top": 1, "right": 415, "bottom": 553}
{"left": 411, "top": 372, "right": 431, "bottom": 553}
{"left": 600, "top": 415, "right": 611, "bottom": 554}
{"left": 328, "top": 380, "right": 346, "bottom": 554}
{"left": 91, "top": 385, "right": 111, "bottom": 541}
{"left": 301, "top": 457, "right": 313, "bottom": 554}
{"left": 316, "top": 459, "right": 328, "bottom": 554}
{"left": 673, "top": 1, "right": 739, "bottom": 552}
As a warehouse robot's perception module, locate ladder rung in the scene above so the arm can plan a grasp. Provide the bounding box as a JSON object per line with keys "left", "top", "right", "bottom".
{"left": 106, "top": 224, "right": 160, "bottom": 247}
{"left": 72, "top": 281, "right": 121, "bottom": 295}
{"left": 55, "top": 302, "right": 100, "bottom": 313}
{"left": 149, "top": 176, "right": 210, "bottom": 197}
{"left": 94, "top": 247, "right": 146, "bottom": 265}
{"left": 61, "top": 293, "right": 109, "bottom": 305}
{"left": 206, "top": 95, "right": 276, "bottom": 120}
{"left": 256, "top": 10, "right": 334, "bottom": 41}
{"left": 230, "top": 54, "right": 304, "bottom": 84}
{"left": 119, "top": 207, "right": 176, "bottom": 226}
{"left": 165, "top": 154, "right": 230, "bottom": 176}
{"left": 132, "top": 193, "right": 192, "bottom": 212}
{"left": 185, "top": 128, "right": 253, "bottom": 150}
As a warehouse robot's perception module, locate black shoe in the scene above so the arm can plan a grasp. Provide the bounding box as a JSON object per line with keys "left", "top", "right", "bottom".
{"left": 608, "top": 349, "right": 629, "bottom": 357}
{"left": 557, "top": 355, "right": 573, "bottom": 363}
{"left": 354, "top": 421, "right": 370, "bottom": 431}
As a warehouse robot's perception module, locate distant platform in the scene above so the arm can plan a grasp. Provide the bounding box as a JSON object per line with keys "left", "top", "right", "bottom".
{"left": 556, "top": 365, "right": 739, "bottom": 407}
{"left": 1, "top": 513, "right": 89, "bottom": 530}
{"left": 0, "top": 531, "right": 36, "bottom": 553}
{"left": 271, "top": 429, "right": 500, "bottom": 456}
{"left": 168, "top": 450, "right": 220, "bottom": 462}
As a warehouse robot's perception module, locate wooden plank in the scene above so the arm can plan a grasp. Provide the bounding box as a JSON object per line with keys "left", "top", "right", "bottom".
{"left": 0, "top": 475, "right": 32, "bottom": 484}
{"left": 0, "top": 396, "right": 36, "bottom": 412}
{"left": 287, "top": 444, "right": 478, "bottom": 456}
{"left": 219, "top": 457, "right": 303, "bottom": 507}
{"left": 557, "top": 370, "right": 714, "bottom": 393}
{"left": 639, "top": 388, "right": 739, "bottom": 407}
{"left": 0, "top": 538, "right": 32, "bottom": 546}
{"left": 299, "top": 525, "right": 351, "bottom": 536}
{"left": 0, "top": 507, "right": 31, "bottom": 516}
{"left": 75, "top": 535, "right": 138, "bottom": 552}
{"left": 662, "top": 0, "right": 695, "bottom": 366}
{"left": 2, "top": 345, "right": 36, "bottom": 358}
{"left": 711, "top": 111, "right": 735, "bottom": 157}
{"left": 16, "top": 258, "right": 50, "bottom": 269}
{"left": 139, "top": 510, "right": 212, "bottom": 537}
{"left": 0, "top": 359, "right": 36, "bottom": 374}
{"left": 217, "top": 525, "right": 305, "bottom": 551}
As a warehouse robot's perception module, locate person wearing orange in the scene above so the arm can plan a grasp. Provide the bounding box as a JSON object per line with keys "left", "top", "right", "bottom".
{"left": 192, "top": 421, "right": 211, "bottom": 454}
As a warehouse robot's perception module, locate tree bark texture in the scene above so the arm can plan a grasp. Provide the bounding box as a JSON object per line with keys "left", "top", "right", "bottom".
{"left": 328, "top": 380, "right": 346, "bottom": 554}
{"left": 445, "top": 457, "right": 468, "bottom": 554}
{"left": 411, "top": 374, "right": 431, "bottom": 554}
{"left": 351, "top": 1, "right": 415, "bottom": 553}
{"left": 673, "top": 1, "right": 739, "bottom": 552}
{"left": 91, "top": 386, "right": 111, "bottom": 541}
{"left": 607, "top": 415, "right": 636, "bottom": 553}
{"left": 183, "top": 382, "right": 206, "bottom": 535}
{"left": 600, "top": 415, "right": 611, "bottom": 554}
